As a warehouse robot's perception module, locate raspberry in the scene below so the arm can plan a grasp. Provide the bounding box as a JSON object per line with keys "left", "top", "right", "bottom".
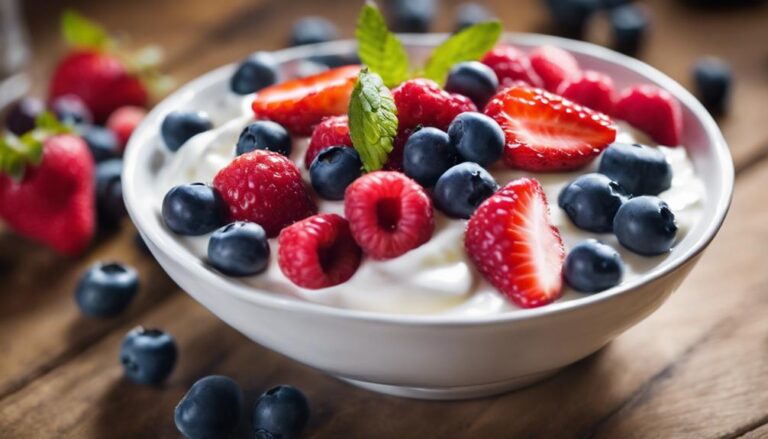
{"left": 392, "top": 79, "right": 477, "bottom": 131}
{"left": 304, "top": 115, "right": 352, "bottom": 169}
{"left": 106, "top": 105, "right": 147, "bottom": 150}
{"left": 383, "top": 127, "right": 414, "bottom": 172}
{"left": 344, "top": 171, "right": 434, "bottom": 260}
{"left": 529, "top": 45, "right": 581, "bottom": 92}
{"left": 556, "top": 70, "right": 616, "bottom": 116}
{"left": 213, "top": 150, "right": 316, "bottom": 237}
{"left": 481, "top": 45, "right": 544, "bottom": 89}
{"left": 278, "top": 213, "right": 362, "bottom": 289}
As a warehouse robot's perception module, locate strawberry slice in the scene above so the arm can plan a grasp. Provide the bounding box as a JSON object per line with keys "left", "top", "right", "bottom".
{"left": 484, "top": 85, "right": 617, "bottom": 171}
{"left": 529, "top": 45, "right": 581, "bottom": 92}
{"left": 251, "top": 65, "right": 361, "bottom": 136}
{"left": 465, "top": 178, "right": 565, "bottom": 308}
{"left": 614, "top": 84, "right": 683, "bottom": 146}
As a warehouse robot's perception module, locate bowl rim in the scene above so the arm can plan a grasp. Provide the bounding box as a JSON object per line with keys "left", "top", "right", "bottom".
{"left": 123, "top": 32, "right": 734, "bottom": 327}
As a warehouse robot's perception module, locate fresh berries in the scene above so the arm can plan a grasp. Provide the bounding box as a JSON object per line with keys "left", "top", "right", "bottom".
{"left": 251, "top": 65, "right": 360, "bottom": 135}
{"left": 236, "top": 121, "right": 292, "bottom": 157}
{"left": 51, "top": 94, "right": 93, "bottom": 125}
{"left": 444, "top": 61, "right": 499, "bottom": 109}
{"left": 345, "top": 171, "right": 434, "bottom": 260}
{"left": 693, "top": 57, "right": 732, "bottom": 116}
{"left": 161, "top": 111, "right": 214, "bottom": 152}
{"left": 564, "top": 239, "right": 624, "bottom": 293}
{"left": 529, "top": 45, "right": 581, "bottom": 92}
{"left": 278, "top": 213, "right": 362, "bottom": 289}
{"left": 613, "top": 196, "right": 677, "bottom": 255}
{"left": 392, "top": 78, "right": 477, "bottom": 131}
{"left": 556, "top": 70, "right": 616, "bottom": 115}
{"left": 433, "top": 162, "right": 498, "bottom": 219}
{"left": 481, "top": 45, "right": 543, "bottom": 89}
{"left": 309, "top": 147, "right": 363, "bottom": 200}
{"left": 392, "top": 0, "right": 435, "bottom": 33}
{"left": 465, "top": 178, "right": 565, "bottom": 308}
{"left": 175, "top": 376, "right": 244, "bottom": 439}
{"left": 290, "top": 17, "right": 339, "bottom": 46}
{"left": 230, "top": 52, "right": 278, "bottom": 95}
{"left": 95, "top": 158, "right": 127, "bottom": 226}
{"left": 447, "top": 112, "right": 504, "bottom": 166}
{"left": 81, "top": 124, "right": 119, "bottom": 162}
{"left": 484, "top": 85, "right": 616, "bottom": 171}
{"left": 5, "top": 97, "right": 44, "bottom": 135}
{"left": 305, "top": 115, "right": 353, "bottom": 169}
{"left": 75, "top": 262, "right": 139, "bottom": 317}
{"left": 598, "top": 142, "right": 672, "bottom": 195}
{"left": 119, "top": 327, "right": 177, "bottom": 385}
{"left": 614, "top": 85, "right": 682, "bottom": 146}
{"left": 213, "top": 150, "right": 316, "bottom": 237}
{"left": 252, "top": 385, "right": 311, "bottom": 439}
{"left": 207, "top": 222, "right": 271, "bottom": 277}
{"left": 610, "top": 4, "right": 650, "bottom": 57}
{"left": 558, "top": 173, "right": 629, "bottom": 233}
{"left": 403, "top": 127, "right": 457, "bottom": 187}
{"left": 162, "top": 183, "right": 228, "bottom": 236}
{"left": 383, "top": 127, "right": 414, "bottom": 172}
{"left": 106, "top": 105, "right": 146, "bottom": 150}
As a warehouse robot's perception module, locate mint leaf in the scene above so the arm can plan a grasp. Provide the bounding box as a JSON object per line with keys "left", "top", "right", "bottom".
{"left": 356, "top": 3, "right": 410, "bottom": 88}
{"left": 422, "top": 21, "right": 502, "bottom": 85}
{"left": 62, "top": 9, "right": 110, "bottom": 50}
{"left": 348, "top": 68, "right": 398, "bottom": 172}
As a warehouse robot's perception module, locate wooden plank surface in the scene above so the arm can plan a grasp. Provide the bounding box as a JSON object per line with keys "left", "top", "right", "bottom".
{"left": 2, "top": 0, "right": 768, "bottom": 437}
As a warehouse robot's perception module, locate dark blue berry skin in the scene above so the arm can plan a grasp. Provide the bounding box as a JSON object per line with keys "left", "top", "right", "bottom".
{"left": 447, "top": 112, "right": 504, "bottom": 166}
{"left": 207, "top": 222, "right": 270, "bottom": 277}
{"left": 599, "top": 0, "right": 632, "bottom": 9}
{"left": 403, "top": 127, "right": 458, "bottom": 188}
{"left": 95, "top": 159, "right": 127, "bottom": 226}
{"left": 309, "top": 53, "right": 361, "bottom": 69}
{"left": 598, "top": 143, "right": 672, "bottom": 196}
{"left": 75, "top": 262, "right": 139, "bottom": 317}
{"left": 51, "top": 94, "right": 93, "bottom": 125}
{"left": 5, "top": 97, "right": 45, "bottom": 135}
{"left": 564, "top": 239, "right": 624, "bottom": 293}
{"left": 309, "top": 147, "right": 362, "bottom": 200}
{"left": 252, "top": 385, "right": 310, "bottom": 439}
{"left": 290, "top": 17, "right": 338, "bottom": 46}
{"left": 610, "top": 4, "right": 649, "bottom": 56}
{"left": 162, "top": 183, "right": 228, "bottom": 236}
{"left": 119, "top": 327, "right": 177, "bottom": 385}
{"left": 81, "top": 125, "right": 120, "bottom": 163}
{"left": 433, "top": 162, "right": 499, "bottom": 219}
{"left": 230, "top": 52, "right": 278, "bottom": 95}
{"left": 455, "top": 3, "right": 493, "bottom": 32}
{"left": 161, "top": 111, "right": 213, "bottom": 152}
{"left": 544, "top": 0, "right": 600, "bottom": 39}
{"left": 393, "top": 0, "right": 435, "bottom": 33}
{"left": 175, "top": 375, "right": 243, "bottom": 439}
{"left": 236, "top": 121, "right": 292, "bottom": 157}
{"left": 558, "top": 173, "right": 629, "bottom": 233}
{"left": 693, "top": 57, "right": 732, "bottom": 116}
{"left": 444, "top": 62, "right": 499, "bottom": 109}
{"left": 613, "top": 196, "right": 677, "bottom": 255}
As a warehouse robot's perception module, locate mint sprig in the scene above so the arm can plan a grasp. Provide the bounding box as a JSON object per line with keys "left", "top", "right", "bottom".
{"left": 62, "top": 9, "right": 110, "bottom": 50}
{"left": 422, "top": 21, "right": 502, "bottom": 85}
{"left": 348, "top": 68, "right": 398, "bottom": 172}
{"left": 356, "top": 3, "right": 410, "bottom": 88}
{"left": 0, "top": 112, "right": 72, "bottom": 180}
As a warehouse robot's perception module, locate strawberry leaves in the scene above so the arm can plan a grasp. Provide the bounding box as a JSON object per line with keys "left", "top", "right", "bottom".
{"left": 0, "top": 113, "right": 72, "bottom": 180}
{"left": 348, "top": 68, "right": 399, "bottom": 172}
{"left": 62, "top": 9, "right": 111, "bottom": 50}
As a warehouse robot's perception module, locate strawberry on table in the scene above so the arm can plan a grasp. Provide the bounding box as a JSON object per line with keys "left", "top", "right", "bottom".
{"left": 481, "top": 45, "right": 544, "bottom": 89}
{"left": 614, "top": 84, "right": 683, "bottom": 146}
{"left": 529, "top": 45, "right": 581, "bottom": 92}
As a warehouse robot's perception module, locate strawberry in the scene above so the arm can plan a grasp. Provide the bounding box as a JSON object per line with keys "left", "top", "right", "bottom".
{"left": 484, "top": 85, "right": 617, "bottom": 171}
{"left": 465, "top": 178, "right": 565, "bottom": 308}
{"left": 251, "top": 65, "right": 361, "bottom": 136}
{"left": 614, "top": 84, "right": 683, "bottom": 146}
{"left": 106, "top": 105, "right": 147, "bottom": 150}
{"left": 556, "top": 70, "right": 616, "bottom": 116}
{"left": 391, "top": 79, "right": 477, "bottom": 131}
{"left": 304, "top": 115, "right": 353, "bottom": 169}
{"left": 481, "top": 45, "right": 544, "bottom": 89}
{"left": 529, "top": 45, "right": 581, "bottom": 92}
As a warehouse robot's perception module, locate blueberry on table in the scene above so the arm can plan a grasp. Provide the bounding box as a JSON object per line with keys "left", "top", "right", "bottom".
{"left": 598, "top": 143, "right": 673, "bottom": 196}
{"left": 95, "top": 158, "right": 127, "bottom": 226}
{"left": 447, "top": 112, "right": 504, "bottom": 166}
{"left": 51, "top": 94, "right": 93, "bottom": 125}
{"left": 558, "top": 173, "right": 629, "bottom": 233}
{"left": 610, "top": 4, "right": 650, "bottom": 56}
{"left": 119, "top": 326, "right": 177, "bottom": 385}
{"left": 75, "top": 262, "right": 139, "bottom": 317}
{"left": 433, "top": 162, "right": 499, "bottom": 219}
{"left": 392, "top": 0, "right": 435, "bottom": 33}
{"left": 207, "top": 222, "right": 270, "bottom": 277}
{"left": 454, "top": 3, "right": 493, "bottom": 32}
{"left": 444, "top": 61, "right": 499, "bottom": 109}
{"left": 309, "top": 147, "right": 362, "bottom": 200}
{"left": 230, "top": 52, "right": 278, "bottom": 95}
{"left": 544, "top": 0, "right": 600, "bottom": 39}
{"left": 693, "top": 57, "right": 732, "bottom": 116}
{"left": 252, "top": 385, "right": 310, "bottom": 439}
{"left": 236, "top": 121, "right": 292, "bottom": 157}
{"left": 403, "top": 127, "right": 458, "bottom": 188}
{"left": 290, "top": 17, "right": 338, "bottom": 46}
{"left": 564, "top": 239, "right": 624, "bottom": 293}
{"left": 161, "top": 111, "right": 213, "bottom": 151}
{"left": 175, "top": 375, "right": 244, "bottom": 439}
{"left": 4, "top": 97, "right": 45, "bottom": 135}
{"left": 81, "top": 124, "right": 120, "bottom": 163}
{"left": 613, "top": 196, "right": 677, "bottom": 255}
{"left": 162, "top": 183, "right": 228, "bottom": 236}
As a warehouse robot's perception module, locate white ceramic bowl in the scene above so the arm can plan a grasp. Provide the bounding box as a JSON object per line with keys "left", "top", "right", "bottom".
{"left": 123, "top": 34, "right": 733, "bottom": 400}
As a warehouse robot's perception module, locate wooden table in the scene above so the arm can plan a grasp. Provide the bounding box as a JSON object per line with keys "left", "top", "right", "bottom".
{"left": 2, "top": 0, "right": 768, "bottom": 437}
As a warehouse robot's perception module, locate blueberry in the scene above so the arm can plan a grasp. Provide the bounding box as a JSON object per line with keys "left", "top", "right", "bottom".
{"left": 447, "top": 112, "right": 504, "bottom": 166}
{"left": 403, "top": 127, "right": 458, "bottom": 187}
{"left": 5, "top": 97, "right": 44, "bottom": 135}
{"left": 444, "top": 62, "right": 499, "bottom": 109}
{"left": 599, "top": 0, "right": 632, "bottom": 8}
{"left": 161, "top": 111, "right": 213, "bottom": 152}
{"left": 95, "top": 158, "right": 127, "bottom": 226}
{"left": 162, "top": 183, "right": 228, "bottom": 236}
{"left": 309, "top": 147, "right": 362, "bottom": 200}
{"left": 51, "top": 94, "right": 93, "bottom": 125}
{"left": 175, "top": 375, "right": 243, "bottom": 439}
{"left": 693, "top": 57, "right": 732, "bottom": 116}
{"left": 544, "top": 0, "right": 600, "bottom": 39}
{"left": 81, "top": 124, "right": 120, "bottom": 162}
{"left": 613, "top": 196, "right": 677, "bottom": 255}
{"left": 75, "top": 262, "right": 139, "bottom": 317}
{"left": 230, "top": 52, "right": 278, "bottom": 95}
{"left": 598, "top": 143, "right": 672, "bottom": 196}
{"left": 433, "top": 162, "right": 499, "bottom": 219}
{"left": 564, "top": 239, "right": 624, "bottom": 293}
{"left": 610, "top": 4, "right": 650, "bottom": 56}
{"left": 236, "top": 121, "right": 292, "bottom": 156}
{"left": 309, "top": 53, "right": 361, "bottom": 69}
{"left": 393, "top": 0, "right": 435, "bottom": 33}
{"left": 119, "top": 327, "right": 177, "bottom": 385}
{"left": 558, "top": 173, "right": 629, "bottom": 233}
{"left": 252, "top": 385, "right": 310, "bottom": 439}
{"left": 290, "top": 17, "right": 338, "bottom": 46}
{"left": 455, "top": 3, "right": 493, "bottom": 32}
{"left": 208, "top": 222, "right": 270, "bottom": 277}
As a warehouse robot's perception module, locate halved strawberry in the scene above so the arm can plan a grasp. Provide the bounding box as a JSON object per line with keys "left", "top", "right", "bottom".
{"left": 614, "top": 84, "right": 683, "bottom": 146}
{"left": 465, "top": 178, "right": 565, "bottom": 308}
{"left": 529, "top": 45, "right": 581, "bottom": 92}
{"left": 251, "top": 65, "right": 361, "bottom": 136}
{"left": 484, "top": 85, "right": 617, "bottom": 171}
